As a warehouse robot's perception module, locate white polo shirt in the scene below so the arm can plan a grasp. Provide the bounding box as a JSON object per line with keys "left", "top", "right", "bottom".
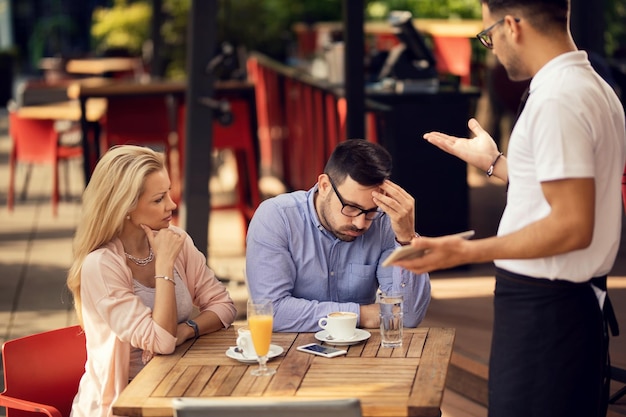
{"left": 496, "top": 51, "right": 626, "bottom": 282}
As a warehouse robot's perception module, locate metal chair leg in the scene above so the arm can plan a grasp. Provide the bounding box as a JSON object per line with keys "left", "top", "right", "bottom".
{"left": 20, "top": 164, "right": 33, "bottom": 201}
{"left": 610, "top": 366, "right": 626, "bottom": 404}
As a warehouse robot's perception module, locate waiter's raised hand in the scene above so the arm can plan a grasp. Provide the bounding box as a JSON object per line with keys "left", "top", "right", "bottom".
{"left": 423, "top": 118, "right": 502, "bottom": 174}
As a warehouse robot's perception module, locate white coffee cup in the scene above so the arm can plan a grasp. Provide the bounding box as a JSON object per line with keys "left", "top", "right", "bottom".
{"left": 318, "top": 311, "right": 358, "bottom": 340}
{"left": 236, "top": 326, "right": 257, "bottom": 358}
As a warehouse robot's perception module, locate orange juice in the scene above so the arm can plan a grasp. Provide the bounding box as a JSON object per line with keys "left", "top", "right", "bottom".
{"left": 248, "top": 314, "right": 273, "bottom": 356}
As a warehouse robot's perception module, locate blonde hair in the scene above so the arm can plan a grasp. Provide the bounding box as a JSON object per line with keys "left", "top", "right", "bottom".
{"left": 67, "top": 145, "right": 166, "bottom": 324}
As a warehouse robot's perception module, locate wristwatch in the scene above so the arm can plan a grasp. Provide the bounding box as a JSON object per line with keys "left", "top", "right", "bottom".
{"left": 396, "top": 232, "right": 419, "bottom": 246}
{"left": 185, "top": 319, "right": 199, "bottom": 339}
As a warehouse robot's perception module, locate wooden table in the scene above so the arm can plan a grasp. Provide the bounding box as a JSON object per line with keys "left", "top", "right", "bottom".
{"left": 16, "top": 99, "right": 107, "bottom": 123}
{"left": 65, "top": 57, "right": 143, "bottom": 76}
{"left": 112, "top": 327, "right": 455, "bottom": 417}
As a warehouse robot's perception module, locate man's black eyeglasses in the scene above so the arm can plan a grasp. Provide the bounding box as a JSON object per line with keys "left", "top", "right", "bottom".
{"left": 476, "top": 17, "right": 520, "bottom": 49}
{"left": 327, "top": 176, "right": 385, "bottom": 221}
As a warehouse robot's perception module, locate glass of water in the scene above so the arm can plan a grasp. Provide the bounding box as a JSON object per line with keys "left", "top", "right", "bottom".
{"left": 379, "top": 292, "right": 403, "bottom": 348}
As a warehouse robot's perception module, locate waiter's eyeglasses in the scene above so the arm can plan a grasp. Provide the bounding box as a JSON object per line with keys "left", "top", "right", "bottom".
{"left": 476, "top": 17, "right": 520, "bottom": 49}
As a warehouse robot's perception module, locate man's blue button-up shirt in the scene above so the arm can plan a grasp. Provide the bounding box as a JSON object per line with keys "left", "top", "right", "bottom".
{"left": 246, "top": 185, "right": 431, "bottom": 332}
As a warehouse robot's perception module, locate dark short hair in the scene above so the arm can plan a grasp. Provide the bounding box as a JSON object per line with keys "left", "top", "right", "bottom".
{"left": 323, "top": 140, "right": 392, "bottom": 186}
{"left": 482, "top": 0, "right": 569, "bottom": 31}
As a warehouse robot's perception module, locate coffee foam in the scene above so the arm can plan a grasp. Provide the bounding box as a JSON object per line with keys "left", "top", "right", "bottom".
{"left": 328, "top": 312, "right": 357, "bottom": 318}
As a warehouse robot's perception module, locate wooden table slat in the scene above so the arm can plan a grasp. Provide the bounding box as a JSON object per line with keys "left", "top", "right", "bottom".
{"left": 407, "top": 330, "right": 428, "bottom": 358}
{"left": 184, "top": 366, "right": 220, "bottom": 396}
{"left": 238, "top": 369, "right": 274, "bottom": 397}
{"left": 361, "top": 332, "right": 383, "bottom": 357}
{"left": 408, "top": 328, "right": 456, "bottom": 417}
{"left": 113, "top": 340, "right": 195, "bottom": 416}
{"left": 265, "top": 333, "right": 316, "bottom": 396}
{"left": 167, "top": 366, "right": 207, "bottom": 397}
{"left": 152, "top": 365, "right": 189, "bottom": 397}
{"left": 198, "top": 366, "right": 240, "bottom": 397}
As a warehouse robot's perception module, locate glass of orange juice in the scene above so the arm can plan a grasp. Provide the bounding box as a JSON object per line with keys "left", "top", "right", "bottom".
{"left": 247, "top": 298, "right": 276, "bottom": 376}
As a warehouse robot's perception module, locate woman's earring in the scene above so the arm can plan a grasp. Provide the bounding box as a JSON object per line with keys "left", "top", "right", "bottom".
{"left": 126, "top": 215, "right": 131, "bottom": 220}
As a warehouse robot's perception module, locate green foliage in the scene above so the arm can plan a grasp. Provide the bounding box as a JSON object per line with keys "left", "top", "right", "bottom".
{"left": 366, "top": 0, "right": 481, "bottom": 20}
{"left": 91, "top": 0, "right": 480, "bottom": 76}
{"left": 91, "top": 0, "right": 152, "bottom": 55}
{"left": 29, "top": 14, "right": 77, "bottom": 66}
{"left": 160, "top": 0, "right": 190, "bottom": 78}
{"left": 27, "top": 0, "right": 78, "bottom": 67}
{"left": 216, "top": 0, "right": 343, "bottom": 60}
{"left": 89, "top": 0, "right": 625, "bottom": 79}
{"left": 157, "top": 0, "right": 348, "bottom": 77}
{"left": 605, "top": 0, "right": 626, "bottom": 57}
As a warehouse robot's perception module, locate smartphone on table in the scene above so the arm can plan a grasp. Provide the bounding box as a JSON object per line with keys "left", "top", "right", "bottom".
{"left": 296, "top": 343, "right": 347, "bottom": 358}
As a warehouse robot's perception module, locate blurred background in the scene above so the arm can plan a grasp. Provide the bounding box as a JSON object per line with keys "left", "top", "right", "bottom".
{"left": 1, "top": 0, "right": 625, "bottom": 95}
{"left": 1, "top": 3, "right": 626, "bottom": 415}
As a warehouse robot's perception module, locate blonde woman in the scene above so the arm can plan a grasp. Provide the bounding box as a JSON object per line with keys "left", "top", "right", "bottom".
{"left": 67, "top": 145, "right": 236, "bottom": 417}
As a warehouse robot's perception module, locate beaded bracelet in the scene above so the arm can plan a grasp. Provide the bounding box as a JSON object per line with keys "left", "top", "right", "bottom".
{"left": 155, "top": 275, "right": 176, "bottom": 285}
{"left": 486, "top": 152, "right": 504, "bottom": 177}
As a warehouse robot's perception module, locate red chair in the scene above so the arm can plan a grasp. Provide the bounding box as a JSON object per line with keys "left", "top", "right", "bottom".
{"left": 336, "top": 98, "right": 379, "bottom": 145}
{"left": 432, "top": 36, "right": 473, "bottom": 86}
{"left": 101, "top": 95, "right": 173, "bottom": 169}
{"left": 247, "top": 57, "right": 285, "bottom": 177}
{"left": 7, "top": 111, "right": 83, "bottom": 216}
{"left": 177, "top": 99, "right": 261, "bottom": 235}
{"left": 282, "top": 77, "right": 307, "bottom": 190}
{"left": 325, "top": 93, "right": 342, "bottom": 152}
{"left": 0, "top": 325, "right": 87, "bottom": 417}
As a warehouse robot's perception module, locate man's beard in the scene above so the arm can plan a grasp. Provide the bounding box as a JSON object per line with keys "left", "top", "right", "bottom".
{"left": 319, "top": 197, "right": 366, "bottom": 242}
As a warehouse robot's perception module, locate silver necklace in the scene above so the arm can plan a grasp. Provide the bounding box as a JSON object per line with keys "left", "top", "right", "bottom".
{"left": 124, "top": 247, "right": 154, "bottom": 266}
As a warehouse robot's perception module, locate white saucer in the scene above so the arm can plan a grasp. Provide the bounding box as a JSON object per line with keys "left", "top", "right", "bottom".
{"left": 225, "top": 344, "right": 284, "bottom": 363}
{"left": 314, "top": 329, "right": 371, "bottom": 346}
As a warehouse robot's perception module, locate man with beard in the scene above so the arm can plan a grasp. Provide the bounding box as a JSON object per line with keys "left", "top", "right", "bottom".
{"left": 389, "top": 1, "right": 626, "bottom": 416}
{"left": 246, "top": 139, "right": 431, "bottom": 332}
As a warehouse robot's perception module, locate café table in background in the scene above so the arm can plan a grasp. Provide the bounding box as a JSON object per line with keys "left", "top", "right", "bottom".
{"left": 112, "top": 327, "right": 455, "bottom": 417}
{"left": 15, "top": 98, "right": 107, "bottom": 123}
{"left": 65, "top": 57, "right": 144, "bottom": 79}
